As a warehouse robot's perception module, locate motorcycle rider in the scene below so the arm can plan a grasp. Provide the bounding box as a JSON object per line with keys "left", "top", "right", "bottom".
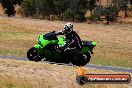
{"left": 55, "top": 23, "right": 82, "bottom": 54}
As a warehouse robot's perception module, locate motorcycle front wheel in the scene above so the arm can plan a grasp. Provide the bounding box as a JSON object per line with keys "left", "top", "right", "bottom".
{"left": 27, "top": 47, "right": 44, "bottom": 62}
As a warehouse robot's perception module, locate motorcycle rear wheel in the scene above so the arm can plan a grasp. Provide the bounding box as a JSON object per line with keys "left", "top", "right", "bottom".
{"left": 27, "top": 47, "right": 44, "bottom": 62}
{"left": 71, "top": 53, "right": 91, "bottom": 66}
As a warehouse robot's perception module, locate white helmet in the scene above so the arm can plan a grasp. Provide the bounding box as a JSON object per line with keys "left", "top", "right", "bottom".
{"left": 64, "top": 23, "right": 73, "bottom": 34}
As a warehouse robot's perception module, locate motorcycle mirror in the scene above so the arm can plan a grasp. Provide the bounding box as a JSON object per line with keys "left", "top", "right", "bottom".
{"left": 53, "top": 31, "right": 56, "bottom": 33}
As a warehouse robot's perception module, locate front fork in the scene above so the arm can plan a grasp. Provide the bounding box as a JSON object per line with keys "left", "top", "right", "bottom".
{"left": 34, "top": 44, "right": 44, "bottom": 54}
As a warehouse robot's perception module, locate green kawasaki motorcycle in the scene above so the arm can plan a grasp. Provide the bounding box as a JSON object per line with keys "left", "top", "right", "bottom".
{"left": 27, "top": 31, "right": 96, "bottom": 66}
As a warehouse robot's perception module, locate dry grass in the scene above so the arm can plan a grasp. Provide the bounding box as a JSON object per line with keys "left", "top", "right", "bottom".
{"left": 0, "top": 16, "right": 132, "bottom": 68}
{"left": 0, "top": 59, "right": 132, "bottom": 88}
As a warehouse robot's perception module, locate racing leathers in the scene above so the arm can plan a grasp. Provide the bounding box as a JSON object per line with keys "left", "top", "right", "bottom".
{"left": 55, "top": 31, "right": 82, "bottom": 52}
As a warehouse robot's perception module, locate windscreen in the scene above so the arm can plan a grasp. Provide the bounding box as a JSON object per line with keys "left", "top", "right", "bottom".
{"left": 43, "top": 32, "right": 57, "bottom": 41}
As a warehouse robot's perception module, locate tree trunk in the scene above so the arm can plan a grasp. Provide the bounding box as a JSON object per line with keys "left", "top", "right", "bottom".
{"left": 106, "top": 14, "right": 110, "bottom": 24}
{"left": 61, "top": 13, "right": 64, "bottom": 21}
{"left": 124, "top": 7, "right": 128, "bottom": 17}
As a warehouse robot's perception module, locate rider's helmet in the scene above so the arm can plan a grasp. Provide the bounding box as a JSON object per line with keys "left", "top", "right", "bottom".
{"left": 64, "top": 23, "right": 73, "bottom": 35}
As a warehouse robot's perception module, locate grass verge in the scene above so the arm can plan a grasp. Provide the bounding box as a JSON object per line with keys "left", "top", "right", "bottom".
{"left": 0, "top": 59, "right": 132, "bottom": 88}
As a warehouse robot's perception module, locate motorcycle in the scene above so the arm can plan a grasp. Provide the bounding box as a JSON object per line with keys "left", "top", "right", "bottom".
{"left": 27, "top": 31, "right": 96, "bottom": 66}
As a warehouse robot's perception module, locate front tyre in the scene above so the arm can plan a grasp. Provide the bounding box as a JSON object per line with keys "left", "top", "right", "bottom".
{"left": 27, "top": 47, "right": 44, "bottom": 62}
{"left": 71, "top": 53, "right": 91, "bottom": 66}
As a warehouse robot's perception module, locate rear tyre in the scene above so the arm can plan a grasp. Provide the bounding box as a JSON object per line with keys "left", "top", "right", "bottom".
{"left": 71, "top": 53, "right": 91, "bottom": 66}
{"left": 27, "top": 47, "right": 44, "bottom": 62}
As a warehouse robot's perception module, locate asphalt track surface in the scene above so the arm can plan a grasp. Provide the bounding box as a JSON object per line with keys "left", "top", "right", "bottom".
{"left": 0, "top": 55, "right": 132, "bottom": 73}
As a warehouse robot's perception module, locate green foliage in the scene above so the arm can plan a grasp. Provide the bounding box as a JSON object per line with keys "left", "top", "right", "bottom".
{"left": 91, "top": 5, "right": 118, "bottom": 23}
{"left": 76, "top": 0, "right": 87, "bottom": 22}
{"left": 75, "top": 10, "right": 87, "bottom": 22}
{"left": 95, "top": 6, "right": 117, "bottom": 18}
{"left": 20, "top": 0, "right": 88, "bottom": 22}
{"left": 87, "top": 5, "right": 119, "bottom": 24}
{"left": 87, "top": 0, "right": 96, "bottom": 9}
{"left": 88, "top": 14, "right": 101, "bottom": 21}
{"left": 64, "top": 9, "right": 75, "bottom": 21}
{"left": 21, "top": 0, "right": 36, "bottom": 17}
{"left": 63, "top": 0, "right": 87, "bottom": 22}
{"left": 54, "top": 0, "right": 66, "bottom": 14}
{"left": 87, "top": 0, "right": 131, "bottom": 23}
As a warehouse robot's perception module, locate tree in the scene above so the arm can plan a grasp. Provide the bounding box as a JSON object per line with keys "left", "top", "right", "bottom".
{"left": 54, "top": 0, "right": 67, "bottom": 20}
{"left": 64, "top": 0, "right": 88, "bottom": 22}
{"left": 112, "top": 0, "right": 129, "bottom": 17}
{"left": 76, "top": 0, "right": 88, "bottom": 22}
{"left": 1, "top": 0, "right": 23, "bottom": 17}
{"left": 64, "top": 9, "right": 75, "bottom": 21}
{"left": 21, "top": 0, "right": 37, "bottom": 17}
{"left": 20, "top": 0, "right": 88, "bottom": 22}
{"left": 88, "top": 0, "right": 96, "bottom": 16}
{"left": 1, "top": 0, "right": 15, "bottom": 16}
